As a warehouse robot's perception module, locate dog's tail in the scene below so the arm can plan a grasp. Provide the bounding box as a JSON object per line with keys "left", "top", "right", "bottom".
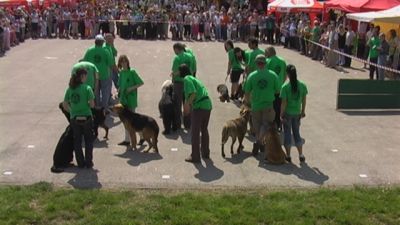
{"left": 221, "top": 126, "right": 229, "bottom": 144}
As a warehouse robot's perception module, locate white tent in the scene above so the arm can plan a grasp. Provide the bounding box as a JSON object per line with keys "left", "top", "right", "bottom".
{"left": 346, "top": 5, "right": 400, "bottom": 23}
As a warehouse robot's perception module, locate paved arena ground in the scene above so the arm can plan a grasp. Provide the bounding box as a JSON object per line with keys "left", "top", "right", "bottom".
{"left": 0, "top": 38, "right": 399, "bottom": 189}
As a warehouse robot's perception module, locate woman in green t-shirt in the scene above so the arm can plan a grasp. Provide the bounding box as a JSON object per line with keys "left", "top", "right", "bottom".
{"left": 62, "top": 68, "right": 95, "bottom": 169}
{"left": 280, "top": 65, "right": 308, "bottom": 163}
{"left": 224, "top": 40, "right": 245, "bottom": 100}
{"left": 180, "top": 64, "right": 212, "bottom": 163}
{"left": 117, "top": 55, "right": 144, "bottom": 146}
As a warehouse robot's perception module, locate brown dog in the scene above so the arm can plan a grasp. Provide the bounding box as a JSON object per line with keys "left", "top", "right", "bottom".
{"left": 221, "top": 106, "right": 251, "bottom": 158}
{"left": 112, "top": 104, "right": 159, "bottom": 153}
{"left": 263, "top": 126, "right": 286, "bottom": 164}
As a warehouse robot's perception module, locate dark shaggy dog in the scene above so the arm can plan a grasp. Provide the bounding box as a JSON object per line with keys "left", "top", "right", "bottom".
{"left": 221, "top": 106, "right": 251, "bottom": 158}
{"left": 112, "top": 104, "right": 159, "bottom": 153}
{"left": 217, "top": 84, "right": 230, "bottom": 102}
{"left": 262, "top": 126, "right": 286, "bottom": 164}
{"left": 51, "top": 125, "right": 74, "bottom": 173}
{"left": 159, "top": 84, "right": 176, "bottom": 134}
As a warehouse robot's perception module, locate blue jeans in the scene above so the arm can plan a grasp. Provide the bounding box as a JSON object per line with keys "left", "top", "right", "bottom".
{"left": 96, "top": 77, "right": 112, "bottom": 108}
{"left": 71, "top": 117, "right": 94, "bottom": 167}
{"left": 112, "top": 71, "right": 119, "bottom": 89}
{"left": 215, "top": 25, "right": 221, "bottom": 40}
{"left": 283, "top": 114, "right": 302, "bottom": 149}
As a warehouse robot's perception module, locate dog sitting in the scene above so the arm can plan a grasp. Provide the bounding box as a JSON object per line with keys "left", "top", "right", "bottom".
{"left": 262, "top": 126, "right": 286, "bottom": 164}
{"left": 112, "top": 104, "right": 159, "bottom": 153}
{"left": 221, "top": 106, "right": 251, "bottom": 158}
{"left": 161, "top": 79, "right": 173, "bottom": 94}
{"left": 217, "top": 84, "right": 230, "bottom": 103}
{"left": 159, "top": 84, "right": 176, "bottom": 134}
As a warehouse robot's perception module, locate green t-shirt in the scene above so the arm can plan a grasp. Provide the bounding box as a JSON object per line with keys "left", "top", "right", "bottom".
{"left": 244, "top": 68, "right": 280, "bottom": 111}
{"left": 228, "top": 49, "right": 243, "bottom": 71}
{"left": 368, "top": 36, "right": 381, "bottom": 59}
{"left": 247, "top": 48, "right": 265, "bottom": 73}
{"left": 280, "top": 80, "right": 308, "bottom": 115}
{"left": 83, "top": 45, "right": 113, "bottom": 80}
{"left": 71, "top": 61, "right": 99, "bottom": 90}
{"left": 172, "top": 52, "right": 192, "bottom": 82}
{"left": 185, "top": 47, "right": 197, "bottom": 74}
{"left": 311, "top": 26, "right": 320, "bottom": 42}
{"left": 266, "top": 55, "right": 287, "bottom": 87}
{"left": 104, "top": 43, "right": 117, "bottom": 65}
{"left": 64, "top": 84, "right": 94, "bottom": 119}
{"left": 118, "top": 68, "right": 144, "bottom": 109}
{"left": 184, "top": 75, "right": 212, "bottom": 110}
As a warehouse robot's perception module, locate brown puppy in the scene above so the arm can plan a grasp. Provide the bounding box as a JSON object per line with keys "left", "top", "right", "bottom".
{"left": 221, "top": 106, "right": 251, "bottom": 158}
{"left": 263, "top": 126, "right": 286, "bottom": 164}
{"left": 112, "top": 104, "right": 159, "bottom": 153}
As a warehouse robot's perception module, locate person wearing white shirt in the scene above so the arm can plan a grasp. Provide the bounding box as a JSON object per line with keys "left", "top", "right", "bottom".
{"left": 344, "top": 24, "right": 355, "bottom": 67}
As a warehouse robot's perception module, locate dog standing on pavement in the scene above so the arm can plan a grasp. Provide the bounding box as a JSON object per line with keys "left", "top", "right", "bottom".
{"left": 263, "top": 126, "right": 286, "bottom": 164}
{"left": 217, "top": 84, "right": 230, "bottom": 103}
{"left": 112, "top": 104, "right": 159, "bottom": 153}
{"left": 221, "top": 106, "right": 251, "bottom": 158}
{"left": 159, "top": 83, "right": 176, "bottom": 134}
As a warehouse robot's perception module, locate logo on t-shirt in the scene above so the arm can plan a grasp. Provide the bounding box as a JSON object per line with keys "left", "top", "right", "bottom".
{"left": 71, "top": 93, "right": 80, "bottom": 104}
{"left": 94, "top": 54, "right": 102, "bottom": 64}
{"left": 257, "top": 79, "right": 268, "bottom": 89}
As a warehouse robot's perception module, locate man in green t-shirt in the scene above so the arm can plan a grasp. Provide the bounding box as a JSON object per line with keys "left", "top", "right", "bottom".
{"left": 244, "top": 54, "right": 280, "bottom": 156}
{"left": 170, "top": 42, "right": 193, "bottom": 130}
{"left": 265, "top": 46, "right": 287, "bottom": 130}
{"left": 83, "top": 34, "right": 113, "bottom": 109}
{"left": 71, "top": 60, "right": 99, "bottom": 95}
{"left": 368, "top": 27, "right": 380, "bottom": 80}
{"left": 183, "top": 44, "right": 197, "bottom": 77}
{"left": 104, "top": 33, "right": 118, "bottom": 89}
{"left": 179, "top": 64, "right": 212, "bottom": 163}
{"left": 245, "top": 38, "right": 265, "bottom": 76}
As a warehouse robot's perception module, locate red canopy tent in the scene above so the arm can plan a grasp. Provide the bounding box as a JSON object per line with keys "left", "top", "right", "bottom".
{"left": 324, "top": 0, "right": 400, "bottom": 13}
{"left": 268, "top": 0, "right": 324, "bottom": 13}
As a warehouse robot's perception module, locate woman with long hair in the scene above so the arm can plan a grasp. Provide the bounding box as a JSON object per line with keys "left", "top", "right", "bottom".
{"left": 280, "top": 64, "right": 308, "bottom": 163}
{"left": 224, "top": 40, "right": 245, "bottom": 99}
{"left": 117, "top": 55, "right": 144, "bottom": 146}
{"left": 62, "top": 68, "right": 95, "bottom": 168}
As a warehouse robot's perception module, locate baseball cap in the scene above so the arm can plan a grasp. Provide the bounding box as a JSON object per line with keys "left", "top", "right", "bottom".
{"left": 95, "top": 34, "right": 105, "bottom": 41}
{"left": 255, "top": 54, "right": 266, "bottom": 63}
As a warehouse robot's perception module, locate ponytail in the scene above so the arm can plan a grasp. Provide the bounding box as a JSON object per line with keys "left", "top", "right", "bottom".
{"left": 286, "top": 64, "right": 298, "bottom": 94}
{"left": 69, "top": 68, "right": 86, "bottom": 89}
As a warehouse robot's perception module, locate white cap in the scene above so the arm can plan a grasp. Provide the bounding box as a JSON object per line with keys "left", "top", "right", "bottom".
{"left": 95, "top": 34, "right": 105, "bottom": 41}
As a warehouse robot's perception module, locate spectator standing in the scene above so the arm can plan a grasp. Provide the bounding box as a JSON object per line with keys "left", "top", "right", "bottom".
{"left": 368, "top": 27, "right": 380, "bottom": 80}
{"left": 377, "top": 33, "right": 389, "bottom": 80}
{"left": 344, "top": 24, "right": 355, "bottom": 67}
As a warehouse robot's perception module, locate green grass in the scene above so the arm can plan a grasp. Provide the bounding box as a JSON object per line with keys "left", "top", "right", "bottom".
{"left": 0, "top": 182, "right": 399, "bottom": 225}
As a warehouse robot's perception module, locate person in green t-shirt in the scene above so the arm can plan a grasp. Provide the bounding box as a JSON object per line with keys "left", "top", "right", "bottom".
{"left": 83, "top": 34, "right": 114, "bottom": 109}
{"left": 245, "top": 38, "right": 265, "bottom": 75}
{"left": 104, "top": 33, "right": 119, "bottom": 89}
{"left": 183, "top": 44, "right": 197, "bottom": 77}
{"left": 179, "top": 64, "right": 212, "bottom": 163}
{"left": 170, "top": 43, "right": 193, "bottom": 130}
{"left": 280, "top": 64, "right": 308, "bottom": 163}
{"left": 225, "top": 40, "right": 245, "bottom": 100}
{"left": 62, "top": 68, "right": 95, "bottom": 169}
{"left": 265, "top": 46, "right": 287, "bottom": 130}
{"left": 116, "top": 55, "right": 145, "bottom": 147}
{"left": 71, "top": 60, "right": 99, "bottom": 94}
{"left": 244, "top": 54, "right": 280, "bottom": 156}
{"left": 368, "top": 27, "right": 380, "bottom": 80}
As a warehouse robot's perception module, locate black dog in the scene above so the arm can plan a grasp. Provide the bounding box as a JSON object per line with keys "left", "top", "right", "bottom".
{"left": 159, "top": 84, "right": 176, "bottom": 134}
{"left": 58, "top": 103, "right": 109, "bottom": 139}
{"left": 51, "top": 125, "right": 74, "bottom": 173}
{"left": 217, "top": 84, "right": 230, "bottom": 103}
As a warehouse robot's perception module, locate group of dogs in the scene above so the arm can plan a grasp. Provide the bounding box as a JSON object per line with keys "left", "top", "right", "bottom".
{"left": 52, "top": 80, "right": 286, "bottom": 172}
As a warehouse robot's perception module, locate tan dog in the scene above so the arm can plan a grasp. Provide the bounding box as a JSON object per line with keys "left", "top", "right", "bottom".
{"left": 263, "top": 127, "right": 286, "bottom": 164}
{"left": 221, "top": 106, "right": 251, "bottom": 158}
{"left": 112, "top": 104, "right": 159, "bottom": 153}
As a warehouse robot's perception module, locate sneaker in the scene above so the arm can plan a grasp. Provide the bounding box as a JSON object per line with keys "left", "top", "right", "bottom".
{"left": 299, "top": 155, "right": 306, "bottom": 163}
{"left": 50, "top": 166, "right": 64, "bottom": 173}
{"left": 285, "top": 156, "right": 292, "bottom": 163}
{"left": 118, "top": 141, "right": 130, "bottom": 146}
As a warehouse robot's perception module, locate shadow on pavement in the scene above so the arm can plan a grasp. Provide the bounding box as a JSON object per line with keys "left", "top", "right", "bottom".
{"left": 194, "top": 159, "right": 224, "bottom": 182}
{"left": 163, "top": 129, "right": 191, "bottom": 145}
{"left": 258, "top": 161, "right": 329, "bottom": 185}
{"left": 115, "top": 147, "right": 163, "bottom": 167}
{"left": 65, "top": 167, "right": 102, "bottom": 189}
{"left": 224, "top": 151, "right": 253, "bottom": 164}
